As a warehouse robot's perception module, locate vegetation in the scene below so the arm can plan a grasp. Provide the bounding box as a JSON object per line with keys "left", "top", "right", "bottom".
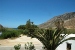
{"left": 0, "top": 29, "right": 22, "bottom": 39}
{"left": 31, "top": 29, "right": 75, "bottom": 50}
{"left": 17, "top": 25, "right": 26, "bottom": 30}
{"left": 23, "top": 29, "right": 29, "bottom": 35}
{"left": 0, "top": 19, "right": 75, "bottom": 50}
{"left": 25, "top": 42, "right": 36, "bottom": 50}
{"left": 17, "top": 19, "right": 38, "bottom": 30}
{"left": 26, "top": 18, "right": 75, "bottom": 50}
{"left": 18, "top": 19, "right": 38, "bottom": 37}
{"left": 14, "top": 44, "right": 21, "bottom": 50}
{"left": 0, "top": 19, "right": 38, "bottom": 39}
{"left": 67, "top": 29, "right": 75, "bottom": 34}
{"left": 14, "top": 42, "right": 35, "bottom": 50}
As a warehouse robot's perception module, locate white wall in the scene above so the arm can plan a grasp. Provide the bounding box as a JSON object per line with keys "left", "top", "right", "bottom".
{"left": 57, "top": 34, "right": 75, "bottom": 50}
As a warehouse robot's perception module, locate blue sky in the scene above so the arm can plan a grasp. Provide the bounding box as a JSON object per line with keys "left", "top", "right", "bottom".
{"left": 0, "top": 0, "right": 75, "bottom": 28}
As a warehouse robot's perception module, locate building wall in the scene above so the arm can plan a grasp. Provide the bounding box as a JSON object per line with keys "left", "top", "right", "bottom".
{"left": 57, "top": 34, "right": 75, "bottom": 50}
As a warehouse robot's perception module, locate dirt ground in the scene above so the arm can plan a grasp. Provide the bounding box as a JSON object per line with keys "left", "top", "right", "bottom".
{"left": 0, "top": 34, "right": 75, "bottom": 50}
{"left": 0, "top": 35, "right": 43, "bottom": 50}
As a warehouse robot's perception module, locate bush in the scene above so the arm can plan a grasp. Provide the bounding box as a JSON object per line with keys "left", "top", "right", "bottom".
{"left": 25, "top": 42, "right": 36, "bottom": 50}
{"left": 23, "top": 29, "right": 29, "bottom": 35}
{"left": 0, "top": 30, "right": 21, "bottom": 39}
{"left": 17, "top": 25, "right": 26, "bottom": 30}
{"left": 67, "top": 29, "right": 75, "bottom": 34}
{"left": 14, "top": 44, "right": 21, "bottom": 50}
{"left": 13, "top": 42, "right": 36, "bottom": 50}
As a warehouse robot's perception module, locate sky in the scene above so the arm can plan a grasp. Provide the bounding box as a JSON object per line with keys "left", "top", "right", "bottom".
{"left": 0, "top": 0, "right": 75, "bottom": 28}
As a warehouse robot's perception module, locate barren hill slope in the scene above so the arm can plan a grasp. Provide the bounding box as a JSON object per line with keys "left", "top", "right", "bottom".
{"left": 39, "top": 12, "right": 75, "bottom": 29}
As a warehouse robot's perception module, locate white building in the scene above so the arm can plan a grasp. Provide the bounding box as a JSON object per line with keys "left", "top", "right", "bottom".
{"left": 57, "top": 34, "right": 75, "bottom": 50}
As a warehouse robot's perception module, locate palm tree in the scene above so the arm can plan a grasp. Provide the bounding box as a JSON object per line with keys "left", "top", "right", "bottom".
{"left": 31, "top": 28, "right": 75, "bottom": 50}
{"left": 30, "top": 18, "right": 75, "bottom": 50}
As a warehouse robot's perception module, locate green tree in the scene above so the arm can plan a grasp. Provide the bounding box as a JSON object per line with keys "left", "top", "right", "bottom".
{"left": 17, "top": 25, "right": 26, "bottom": 30}
{"left": 25, "top": 19, "right": 38, "bottom": 37}
{"left": 25, "top": 19, "right": 38, "bottom": 29}
{"left": 25, "top": 19, "right": 32, "bottom": 29}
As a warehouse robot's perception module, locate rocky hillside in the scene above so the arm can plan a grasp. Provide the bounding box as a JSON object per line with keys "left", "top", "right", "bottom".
{"left": 38, "top": 12, "right": 75, "bottom": 29}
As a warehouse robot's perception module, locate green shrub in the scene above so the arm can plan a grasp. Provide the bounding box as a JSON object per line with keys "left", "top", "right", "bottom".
{"left": 17, "top": 25, "right": 26, "bottom": 30}
{"left": 14, "top": 44, "right": 21, "bottom": 50}
{"left": 67, "top": 29, "right": 75, "bottom": 34}
{"left": 25, "top": 42, "right": 36, "bottom": 50}
{"left": 23, "top": 29, "right": 29, "bottom": 35}
{"left": 0, "top": 30, "right": 21, "bottom": 39}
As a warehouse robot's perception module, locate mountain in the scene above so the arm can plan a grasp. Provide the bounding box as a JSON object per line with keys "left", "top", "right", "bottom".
{"left": 38, "top": 12, "right": 75, "bottom": 29}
